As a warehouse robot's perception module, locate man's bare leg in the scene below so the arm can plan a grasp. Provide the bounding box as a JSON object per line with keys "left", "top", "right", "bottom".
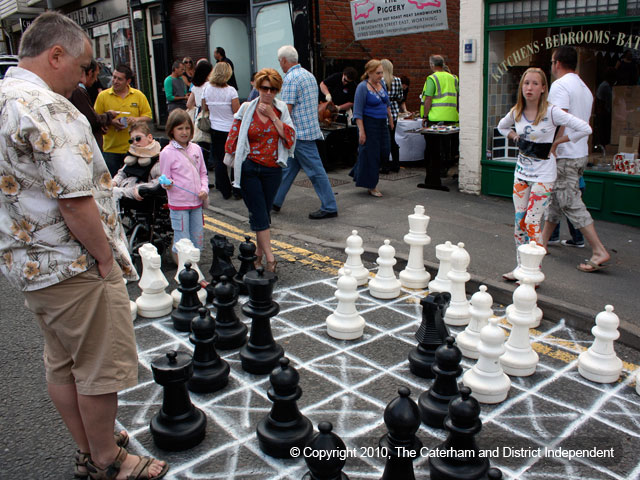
{"left": 578, "top": 222, "right": 610, "bottom": 270}
{"left": 48, "top": 383, "right": 90, "bottom": 452}
{"left": 541, "top": 220, "right": 559, "bottom": 250}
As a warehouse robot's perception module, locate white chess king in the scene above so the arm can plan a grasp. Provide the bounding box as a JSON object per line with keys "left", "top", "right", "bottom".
{"left": 399, "top": 205, "right": 431, "bottom": 289}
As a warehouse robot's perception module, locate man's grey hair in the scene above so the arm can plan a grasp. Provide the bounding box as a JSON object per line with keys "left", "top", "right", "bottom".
{"left": 277, "top": 45, "right": 298, "bottom": 64}
{"left": 18, "top": 11, "right": 89, "bottom": 59}
{"left": 429, "top": 55, "right": 445, "bottom": 67}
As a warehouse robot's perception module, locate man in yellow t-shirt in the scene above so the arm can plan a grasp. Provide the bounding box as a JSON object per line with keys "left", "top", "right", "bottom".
{"left": 94, "top": 64, "right": 152, "bottom": 176}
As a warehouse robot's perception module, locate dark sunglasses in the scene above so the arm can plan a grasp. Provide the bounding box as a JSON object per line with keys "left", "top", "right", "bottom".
{"left": 128, "top": 135, "right": 144, "bottom": 144}
{"left": 183, "top": 60, "right": 193, "bottom": 64}
{"left": 259, "top": 85, "right": 278, "bottom": 93}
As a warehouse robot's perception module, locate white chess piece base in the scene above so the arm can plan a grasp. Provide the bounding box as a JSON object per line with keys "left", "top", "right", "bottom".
{"left": 326, "top": 314, "right": 365, "bottom": 340}
{"left": 578, "top": 350, "right": 623, "bottom": 384}
{"left": 500, "top": 348, "right": 538, "bottom": 377}
{"left": 462, "top": 369, "right": 510, "bottom": 404}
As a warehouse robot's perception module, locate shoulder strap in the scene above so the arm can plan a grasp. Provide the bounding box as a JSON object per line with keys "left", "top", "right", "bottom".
{"left": 177, "top": 147, "right": 200, "bottom": 174}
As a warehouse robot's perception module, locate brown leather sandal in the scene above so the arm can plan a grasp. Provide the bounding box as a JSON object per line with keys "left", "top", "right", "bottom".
{"left": 74, "top": 432, "right": 130, "bottom": 479}
{"left": 266, "top": 259, "right": 277, "bottom": 273}
{"left": 85, "top": 447, "right": 169, "bottom": 480}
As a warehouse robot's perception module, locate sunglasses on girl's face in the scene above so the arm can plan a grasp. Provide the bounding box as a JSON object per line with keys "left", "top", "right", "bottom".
{"left": 129, "top": 136, "right": 144, "bottom": 144}
{"left": 259, "top": 86, "right": 278, "bottom": 93}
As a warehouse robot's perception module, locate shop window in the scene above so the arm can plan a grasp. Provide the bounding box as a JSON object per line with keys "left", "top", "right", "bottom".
{"left": 629, "top": 0, "right": 640, "bottom": 15}
{"left": 555, "top": 0, "right": 618, "bottom": 17}
{"left": 487, "top": 23, "right": 640, "bottom": 174}
{"left": 111, "top": 19, "right": 132, "bottom": 71}
{"left": 255, "top": 3, "right": 294, "bottom": 72}
{"left": 488, "top": 1, "right": 548, "bottom": 26}
{"left": 209, "top": 17, "right": 251, "bottom": 98}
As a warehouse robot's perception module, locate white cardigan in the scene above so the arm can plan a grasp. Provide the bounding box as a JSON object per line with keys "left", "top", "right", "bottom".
{"left": 228, "top": 97, "right": 296, "bottom": 188}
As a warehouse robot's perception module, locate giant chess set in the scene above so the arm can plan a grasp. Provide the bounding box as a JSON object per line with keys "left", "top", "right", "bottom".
{"left": 119, "top": 206, "right": 640, "bottom": 479}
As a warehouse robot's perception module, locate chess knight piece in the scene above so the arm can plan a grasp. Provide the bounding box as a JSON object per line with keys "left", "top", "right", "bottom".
{"left": 209, "top": 234, "right": 238, "bottom": 284}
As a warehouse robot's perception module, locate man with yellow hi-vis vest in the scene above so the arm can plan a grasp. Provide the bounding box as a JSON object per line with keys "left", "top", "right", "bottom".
{"left": 419, "top": 55, "right": 459, "bottom": 191}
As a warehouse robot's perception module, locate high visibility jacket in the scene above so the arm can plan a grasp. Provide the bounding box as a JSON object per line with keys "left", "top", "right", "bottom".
{"left": 420, "top": 71, "right": 459, "bottom": 122}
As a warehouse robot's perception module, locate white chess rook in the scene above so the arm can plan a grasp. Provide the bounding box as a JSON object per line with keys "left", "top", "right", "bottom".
{"left": 578, "top": 305, "right": 623, "bottom": 384}
{"left": 509, "top": 241, "right": 545, "bottom": 328}
{"left": 339, "top": 230, "right": 369, "bottom": 286}
{"left": 428, "top": 241, "right": 454, "bottom": 294}
{"left": 463, "top": 317, "right": 511, "bottom": 404}
{"left": 443, "top": 242, "right": 471, "bottom": 326}
{"left": 399, "top": 205, "right": 431, "bottom": 289}
{"left": 136, "top": 243, "right": 173, "bottom": 318}
{"left": 172, "top": 245, "right": 207, "bottom": 307}
{"left": 457, "top": 285, "right": 493, "bottom": 359}
{"left": 500, "top": 279, "right": 539, "bottom": 376}
{"left": 326, "top": 268, "right": 365, "bottom": 340}
{"left": 368, "top": 240, "right": 401, "bottom": 299}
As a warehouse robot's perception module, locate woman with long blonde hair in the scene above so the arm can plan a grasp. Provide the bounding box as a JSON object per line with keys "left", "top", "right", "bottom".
{"left": 497, "top": 67, "right": 591, "bottom": 281}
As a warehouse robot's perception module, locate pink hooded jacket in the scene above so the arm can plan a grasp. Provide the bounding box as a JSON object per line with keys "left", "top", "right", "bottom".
{"left": 159, "top": 141, "right": 209, "bottom": 208}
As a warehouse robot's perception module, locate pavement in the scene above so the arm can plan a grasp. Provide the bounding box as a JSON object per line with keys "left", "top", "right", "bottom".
{"left": 201, "top": 162, "right": 640, "bottom": 350}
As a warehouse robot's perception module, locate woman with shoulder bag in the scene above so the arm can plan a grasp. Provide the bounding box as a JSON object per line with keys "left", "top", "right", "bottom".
{"left": 224, "top": 68, "right": 295, "bottom": 273}
{"left": 187, "top": 60, "right": 213, "bottom": 168}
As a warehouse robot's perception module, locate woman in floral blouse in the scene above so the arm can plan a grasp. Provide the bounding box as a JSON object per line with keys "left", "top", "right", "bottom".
{"left": 225, "top": 68, "right": 295, "bottom": 273}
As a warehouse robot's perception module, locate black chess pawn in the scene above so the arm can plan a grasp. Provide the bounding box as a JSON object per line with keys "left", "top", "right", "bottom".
{"left": 233, "top": 235, "right": 257, "bottom": 295}
{"left": 429, "top": 386, "right": 491, "bottom": 480}
{"left": 239, "top": 267, "right": 284, "bottom": 374}
{"left": 213, "top": 276, "right": 248, "bottom": 349}
{"left": 418, "top": 336, "right": 462, "bottom": 429}
{"left": 488, "top": 468, "right": 503, "bottom": 479}
{"left": 209, "top": 234, "right": 237, "bottom": 284}
{"left": 172, "top": 262, "right": 203, "bottom": 332}
{"left": 257, "top": 357, "right": 313, "bottom": 458}
{"left": 302, "top": 422, "right": 350, "bottom": 480}
{"left": 408, "top": 292, "right": 451, "bottom": 378}
{"left": 150, "top": 350, "right": 207, "bottom": 451}
{"left": 188, "top": 307, "right": 230, "bottom": 393}
{"left": 379, "top": 386, "right": 423, "bottom": 480}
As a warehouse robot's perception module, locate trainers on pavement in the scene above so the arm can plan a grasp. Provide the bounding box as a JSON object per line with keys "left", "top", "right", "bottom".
{"left": 561, "top": 239, "right": 585, "bottom": 248}
{"left": 308, "top": 209, "right": 338, "bottom": 220}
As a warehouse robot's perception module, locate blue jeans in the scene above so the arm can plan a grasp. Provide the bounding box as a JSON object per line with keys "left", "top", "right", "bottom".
{"left": 240, "top": 160, "right": 282, "bottom": 231}
{"left": 273, "top": 140, "right": 337, "bottom": 212}
{"left": 170, "top": 207, "right": 204, "bottom": 252}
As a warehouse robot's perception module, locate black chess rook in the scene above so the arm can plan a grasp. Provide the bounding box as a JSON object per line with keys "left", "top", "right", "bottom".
{"left": 171, "top": 262, "right": 203, "bottom": 332}
{"left": 150, "top": 350, "right": 207, "bottom": 451}
{"left": 257, "top": 357, "right": 313, "bottom": 458}
{"left": 302, "top": 421, "right": 350, "bottom": 480}
{"left": 213, "top": 276, "right": 248, "bottom": 349}
{"left": 408, "top": 292, "right": 451, "bottom": 378}
{"left": 188, "top": 307, "right": 230, "bottom": 393}
{"left": 233, "top": 235, "right": 257, "bottom": 295}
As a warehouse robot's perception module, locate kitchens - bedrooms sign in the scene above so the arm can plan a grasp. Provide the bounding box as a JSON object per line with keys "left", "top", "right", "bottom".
{"left": 350, "top": 0, "right": 448, "bottom": 41}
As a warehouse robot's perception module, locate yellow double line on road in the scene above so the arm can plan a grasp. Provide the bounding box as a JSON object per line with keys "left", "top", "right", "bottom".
{"left": 204, "top": 214, "right": 639, "bottom": 377}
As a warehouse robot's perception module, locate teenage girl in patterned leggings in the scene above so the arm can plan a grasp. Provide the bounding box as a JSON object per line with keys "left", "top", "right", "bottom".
{"left": 497, "top": 67, "right": 591, "bottom": 281}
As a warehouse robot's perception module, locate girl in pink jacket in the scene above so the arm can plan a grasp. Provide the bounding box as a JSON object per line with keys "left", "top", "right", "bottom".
{"left": 160, "top": 109, "right": 209, "bottom": 257}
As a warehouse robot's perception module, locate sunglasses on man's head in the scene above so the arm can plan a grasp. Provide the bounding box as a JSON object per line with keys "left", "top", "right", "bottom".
{"left": 259, "top": 86, "right": 278, "bottom": 93}
{"left": 129, "top": 136, "right": 144, "bottom": 144}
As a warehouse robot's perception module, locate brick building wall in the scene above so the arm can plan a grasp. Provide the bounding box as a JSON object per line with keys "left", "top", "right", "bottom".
{"left": 316, "top": 0, "right": 460, "bottom": 112}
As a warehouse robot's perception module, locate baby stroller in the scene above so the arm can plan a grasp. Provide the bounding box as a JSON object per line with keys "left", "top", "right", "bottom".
{"left": 119, "top": 184, "right": 173, "bottom": 272}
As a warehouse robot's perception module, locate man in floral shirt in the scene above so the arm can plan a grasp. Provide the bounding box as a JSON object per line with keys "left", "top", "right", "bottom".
{"left": 0, "top": 12, "right": 167, "bottom": 479}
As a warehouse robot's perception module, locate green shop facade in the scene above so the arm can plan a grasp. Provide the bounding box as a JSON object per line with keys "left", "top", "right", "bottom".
{"left": 479, "top": 0, "right": 640, "bottom": 227}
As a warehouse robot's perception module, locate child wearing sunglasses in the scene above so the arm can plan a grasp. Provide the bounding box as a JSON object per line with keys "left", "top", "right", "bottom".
{"left": 111, "top": 121, "right": 162, "bottom": 201}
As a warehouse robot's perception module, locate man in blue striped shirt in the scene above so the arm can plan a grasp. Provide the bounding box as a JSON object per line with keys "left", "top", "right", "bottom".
{"left": 273, "top": 45, "right": 338, "bottom": 220}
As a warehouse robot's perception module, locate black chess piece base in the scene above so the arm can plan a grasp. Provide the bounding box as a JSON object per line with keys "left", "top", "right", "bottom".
{"left": 150, "top": 407, "right": 207, "bottom": 451}
{"left": 408, "top": 345, "right": 436, "bottom": 378}
{"left": 257, "top": 414, "right": 313, "bottom": 458}
{"left": 188, "top": 360, "right": 230, "bottom": 393}
{"left": 216, "top": 322, "right": 248, "bottom": 350}
{"left": 240, "top": 339, "right": 284, "bottom": 374}
{"left": 302, "top": 473, "right": 349, "bottom": 480}
{"left": 418, "top": 386, "right": 451, "bottom": 429}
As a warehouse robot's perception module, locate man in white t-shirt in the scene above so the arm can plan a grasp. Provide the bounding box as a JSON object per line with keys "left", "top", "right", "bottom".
{"left": 542, "top": 46, "right": 610, "bottom": 272}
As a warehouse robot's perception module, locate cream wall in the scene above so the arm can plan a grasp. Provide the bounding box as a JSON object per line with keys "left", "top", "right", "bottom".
{"left": 458, "top": 0, "right": 485, "bottom": 194}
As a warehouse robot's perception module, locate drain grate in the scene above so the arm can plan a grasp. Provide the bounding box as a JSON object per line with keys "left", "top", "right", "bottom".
{"left": 293, "top": 177, "right": 351, "bottom": 188}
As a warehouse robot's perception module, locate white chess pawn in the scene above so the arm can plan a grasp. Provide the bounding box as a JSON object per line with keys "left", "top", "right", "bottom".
{"left": 463, "top": 317, "right": 511, "bottom": 404}
{"left": 457, "top": 285, "right": 493, "bottom": 359}
{"left": 339, "top": 230, "right": 369, "bottom": 286}
{"left": 428, "top": 241, "right": 454, "bottom": 293}
{"left": 172, "top": 245, "right": 206, "bottom": 307}
{"left": 399, "top": 205, "right": 431, "bottom": 289}
{"left": 500, "top": 278, "right": 539, "bottom": 376}
{"left": 326, "top": 268, "right": 365, "bottom": 340}
{"left": 578, "top": 305, "right": 623, "bottom": 383}
{"left": 509, "top": 241, "right": 545, "bottom": 327}
{"left": 123, "top": 278, "right": 137, "bottom": 321}
{"left": 443, "top": 242, "right": 471, "bottom": 326}
{"left": 136, "top": 243, "right": 173, "bottom": 318}
{"left": 368, "top": 240, "right": 401, "bottom": 299}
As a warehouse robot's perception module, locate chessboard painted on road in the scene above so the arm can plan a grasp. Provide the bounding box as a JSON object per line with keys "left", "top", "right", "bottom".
{"left": 119, "top": 215, "right": 640, "bottom": 479}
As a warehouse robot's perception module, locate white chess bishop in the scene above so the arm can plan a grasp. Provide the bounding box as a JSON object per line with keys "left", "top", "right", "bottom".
{"left": 326, "top": 268, "right": 365, "bottom": 340}
{"left": 500, "top": 278, "right": 539, "bottom": 376}
{"left": 457, "top": 285, "right": 493, "bottom": 359}
{"left": 462, "top": 317, "right": 511, "bottom": 404}
{"left": 339, "top": 230, "right": 369, "bottom": 286}
{"left": 171, "top": 244, "right": 206, "bottom": 307}
{"left": 578, "top": 305, "right": 623, "bottom": 384}
{"left": 399, "top": 205, "right": 431, "bottom": 289}
{"left": 368, "top": 240, "right": 401, "bottom": 299}
{"left": 428, "top": 240, "right": 454, "bottom": 293}
{"left": 443, "top": 242, "right": 471, "bottom": 326}
{"left": 136, "top": 243, "right": 173, "bottom": 318}
{"left": 509, "top": 241, "right": 545, "bottom": 328}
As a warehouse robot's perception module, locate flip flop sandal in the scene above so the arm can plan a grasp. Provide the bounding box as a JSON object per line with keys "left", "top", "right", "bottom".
{"left": 74, "top": 432, "right": 130, "bottom": 478}
{"left": 577, "top": 260, "right": 609, "bottom": 273}
{"left": 502, "top": 271, "right": 517, "bottom": 282}
{"left": 85, "top": 447, "right": 169, "bottom": 480}
{"left": 368, "top": 189, "right": 383, "bottom": 197}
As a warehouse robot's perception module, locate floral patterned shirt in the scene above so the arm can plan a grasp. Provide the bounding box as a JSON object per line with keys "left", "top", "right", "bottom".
{"left": 0, "top": 67, "right": 136, "bottom": 291}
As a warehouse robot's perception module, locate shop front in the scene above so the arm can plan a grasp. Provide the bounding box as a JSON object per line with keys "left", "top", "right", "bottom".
{"left": 460, "top": 1, "right": 640, "bottom": 227}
